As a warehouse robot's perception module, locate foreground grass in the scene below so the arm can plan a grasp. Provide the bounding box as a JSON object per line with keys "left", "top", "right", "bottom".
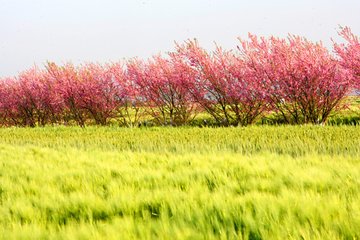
{"left": 0, "top": 126, "right": 359, "bottom": 239}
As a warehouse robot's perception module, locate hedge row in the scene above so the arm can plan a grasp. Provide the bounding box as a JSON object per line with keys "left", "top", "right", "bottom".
{"left": 0, "top": 28, "right": 359, "bottom": 127}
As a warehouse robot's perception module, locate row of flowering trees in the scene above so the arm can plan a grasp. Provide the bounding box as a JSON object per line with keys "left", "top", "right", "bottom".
{"left": 0, "top": 29, "right": 359, "bottom": 127}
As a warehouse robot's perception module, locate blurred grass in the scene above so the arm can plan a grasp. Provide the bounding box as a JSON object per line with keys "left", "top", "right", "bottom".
{"left": 0, "top": 126, "right": 359, "bottom": 239}
{"left": 0, "top": 126, "right": 359, "bottom": 156}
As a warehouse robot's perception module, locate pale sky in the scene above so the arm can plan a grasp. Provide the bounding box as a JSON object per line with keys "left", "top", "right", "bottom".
{"left": 0, "top": 0, "right": 359, "bottom": 77}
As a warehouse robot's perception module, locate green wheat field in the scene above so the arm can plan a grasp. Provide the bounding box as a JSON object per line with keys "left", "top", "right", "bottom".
{"left": 0, "top": 126, "right": 360, "bottom": 239}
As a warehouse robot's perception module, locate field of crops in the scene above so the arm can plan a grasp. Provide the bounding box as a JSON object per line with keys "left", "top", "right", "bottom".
{"left": 0, "top": 126, "right": 359, "bottom": 239}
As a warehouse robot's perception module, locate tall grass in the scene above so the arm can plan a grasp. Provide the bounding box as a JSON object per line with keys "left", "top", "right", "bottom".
{"left": 0, "top": 126, "right": 359, "bottom": 239}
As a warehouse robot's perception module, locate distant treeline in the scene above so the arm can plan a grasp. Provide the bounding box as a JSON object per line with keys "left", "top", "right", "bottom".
{"left": 0, "top": 27, "right": 359, "bottom": 127}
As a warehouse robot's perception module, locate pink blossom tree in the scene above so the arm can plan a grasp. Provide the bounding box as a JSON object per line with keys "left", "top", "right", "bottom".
{"left": 334, "top": 27, "right": 360, "bottom": 92}
{"left": 0, "top": 77, "right": 19, "bottom": 126}
{"left": 175, "top": 40, "right": 267, "bottom": 126}
{"left": 45, "top": 62, "right": 86, "bottom": 126}
{"left": 76, "top": 63, "right": 120, "bottom": 125}
{"left": 0, "top": 67, "right": 61, "bottom": 127}
{"left": 107, "top": 62, "right": 145, "bottom": 127}
{"left": 239, "top": 34, "right": 351, "bottom": 124}
{"left": 127, "top": 55, "right": 197, "bottom": 126}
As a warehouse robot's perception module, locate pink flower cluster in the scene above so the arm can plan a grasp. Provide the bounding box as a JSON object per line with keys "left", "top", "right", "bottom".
{"left": 0, "top": 29, "right": 358, "bottom": 127}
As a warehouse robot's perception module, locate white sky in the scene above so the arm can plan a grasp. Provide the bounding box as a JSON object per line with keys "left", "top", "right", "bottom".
{"left": 0, "top": 0, "right": 359, "bottom": 77}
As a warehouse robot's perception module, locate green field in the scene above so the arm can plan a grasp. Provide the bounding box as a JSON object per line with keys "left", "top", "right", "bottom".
{"left": 0, "top": 126, "right": 360, "bottom": 239}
